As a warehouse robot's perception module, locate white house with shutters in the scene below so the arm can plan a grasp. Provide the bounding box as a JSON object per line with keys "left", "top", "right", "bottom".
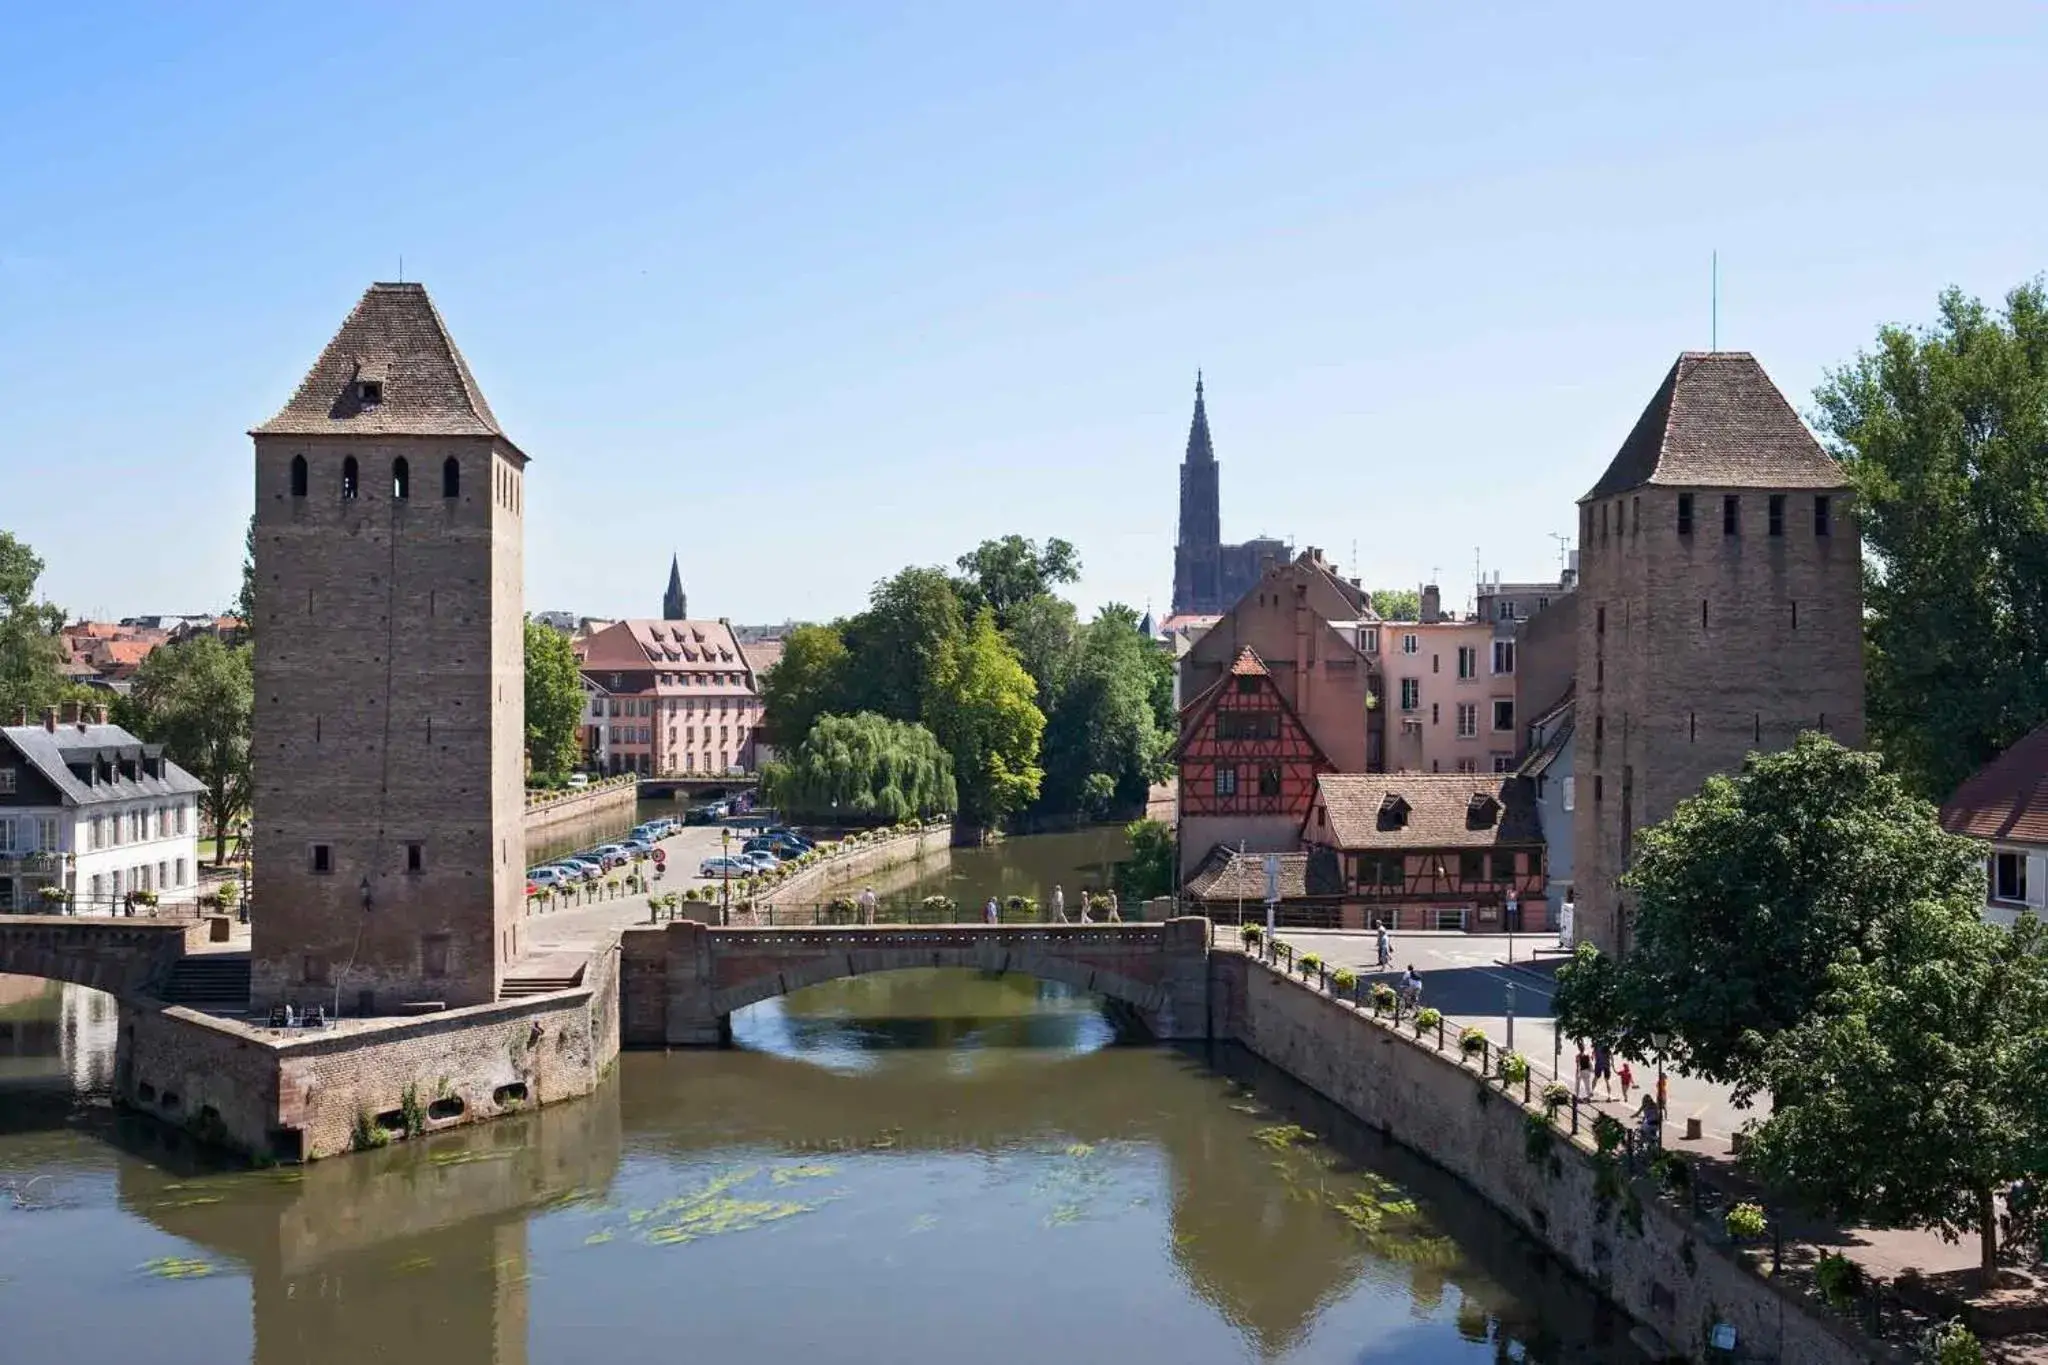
{"left": 0, "top": 708, "right": 204, "bottom": 914}
{"left": 1940, "top": 721, "right": 2048, "bottom": 929}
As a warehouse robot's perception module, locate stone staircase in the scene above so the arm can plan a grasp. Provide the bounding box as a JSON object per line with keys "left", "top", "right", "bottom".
{"left": 500, "top": 972, "right": 583, "bottom": 1000}
{"left": 161, "top": 952, "right": 251, "bottom": 1013}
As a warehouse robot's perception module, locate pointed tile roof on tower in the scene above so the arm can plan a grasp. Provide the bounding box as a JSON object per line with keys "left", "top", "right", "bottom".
{"left": 1582, "top": 352, "right": 1843, "bottom": 501}
{"left": 252, "top": 282, "right": 525, "bottom": 459}
{"left": 1185, "top": 370, "right": 1215, "bottom": 465}
{"left": 663, "top": 554, "right": 688, "bottom": 620}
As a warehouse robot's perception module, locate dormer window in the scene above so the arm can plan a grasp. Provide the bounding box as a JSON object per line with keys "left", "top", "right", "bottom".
{"left": 359, "top": 379, "right": 383, "bottom": 406}
{"left": 1377, "top": 793, "right": 1411, "bottom": 831}
{"left": 1466, "top": 792, "right": 1500, "bottom": 828}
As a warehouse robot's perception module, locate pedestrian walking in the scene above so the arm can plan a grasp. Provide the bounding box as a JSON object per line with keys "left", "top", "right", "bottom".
{"left": 984, "top": 896, "right": 1000, "bottom": 925}
{"left": 1573, "top": 1043, "right": 1594, "bottom": 1101}
{"left": 1399, "top": 965, "right": 1423, "bottom": 1011}
{"left": 1375, "top": 924, "right": 1390, "bottom": 969}
{"left": 858, "top": 887, "right": 878, "bottom": 926}
{"left": 1077, "top": 889, "right": 1093, "bottom": 924}
{"left": 1104, "top": 890, "right": 1121, "bottom": 922}
{"left": 1592, "top": 1040, "right": 1614, "bottom": 1099}
{"left": 1051, "top": 884, "right": 1068, "bottom": 923}
{"left": 1637, "top": 1094, "right": 1663, "bottom": 1149}
{"left": 1617, "top": 1059, "right": 1635, "bottom": 1103}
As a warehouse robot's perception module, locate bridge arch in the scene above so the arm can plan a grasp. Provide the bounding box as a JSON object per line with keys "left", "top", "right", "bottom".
{"left": 0, "top": 918, "right": 190, "bottom": 998}
{"left": 712, "top": 945, "right": 1171, "bottom": 1027}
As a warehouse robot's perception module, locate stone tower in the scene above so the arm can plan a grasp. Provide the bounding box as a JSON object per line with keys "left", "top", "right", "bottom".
{"left": 1572, "top": 352, "right": 1863, "bottom": 954}
{"left": 248, "top": 282, "right": 529, "bottom": 1013}
{"left": 662, "top": 554, "right": 687, "bottom": 620}
{"left": 1171, "top": 373, "right": 1221, "bottom": 616}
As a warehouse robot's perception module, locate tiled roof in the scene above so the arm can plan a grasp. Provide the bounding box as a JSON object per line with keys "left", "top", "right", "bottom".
{"left": 1516, "top": 713, "right": 1574, "bottom": 779}
{"left": 1313, "top": 773, "right": 1542, "bottom": 850}
{"left": 1184, "top": 846, "right": 1348, "bottom": 902}
{"left": 1583, "top": 352, "right": 1846, "bottom": 500}
{"left": 1941, "top": 721, "right": 2048, "bottom": 846}
{"left": 252, "top": 283, "right": 523, "bottom": 458}
{"left": 578, "top": 620, "right": 758, "bottom": 695}
{"left": 0, "top": 723, "right": 205, "bottom": 807}
{"left": 1228, "top": 646, "right": 1267, "bottom": 676}
{"left": 740, "top": 638, "right": 786, "bottom": 675}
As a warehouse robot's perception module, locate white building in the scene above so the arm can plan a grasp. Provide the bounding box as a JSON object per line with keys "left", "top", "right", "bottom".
{"left": 1941, "top": 720, "right": 2048, "bottom": 929}
{"left": 0, "top": 708, "right": 204, "bottom": 914}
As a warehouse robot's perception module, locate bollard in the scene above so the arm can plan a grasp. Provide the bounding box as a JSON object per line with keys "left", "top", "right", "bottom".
{"left": 1685, "top": 1116, "right": 1703, "bottom": 1142}
{"left": 1570, "top": 1096, "right": 1580, "bottom": 1136}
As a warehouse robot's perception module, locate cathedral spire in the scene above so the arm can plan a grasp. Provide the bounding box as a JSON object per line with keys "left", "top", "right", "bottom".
{"left": 662, "top": 554, "right": 688, "bottom": 620}
{"left": 1186, "top": 370, "right": 1215, "bottom": 466}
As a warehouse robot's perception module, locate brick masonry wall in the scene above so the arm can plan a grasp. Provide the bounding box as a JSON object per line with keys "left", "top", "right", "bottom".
{"left": 119, "top": 932, "right": 620, "bottom": 1161}
{"left": 1575, "top": 487, "right": 1864, "bottom": 951}
{"left": 1214, "top": 952, "right": 1889, "bottom": 1364}
{"left": 0, "top": 916, "right": 199, "bottom": 996}
{"left": 251, "top": 434, "right": 528, "bottom": 1015}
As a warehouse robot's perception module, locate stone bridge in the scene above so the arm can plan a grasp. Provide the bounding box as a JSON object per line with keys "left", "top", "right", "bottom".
{"left": 0, "top": 916, "right": 195, "bottom": 997}
{"left": 619, "top": 918, "right": 1215, "bottom": 1046}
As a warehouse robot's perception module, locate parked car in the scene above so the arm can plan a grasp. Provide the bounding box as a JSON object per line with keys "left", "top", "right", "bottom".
{"left": 567, "top": 773, "right": 590, "bottom": 788}
{"left": 620, "top": 838, "right": 655, "bottom": 856}
{"left": 529, "top": 867, "right": 567, "bottom": 888}
{"left": 737, "top": 851, "right": 779, "bottom": 872}
{"left": 699, "top": 855, "right": 751, "bottom": 877}
{"left": 555, "top": 859, "right": 602, "bottom": 881}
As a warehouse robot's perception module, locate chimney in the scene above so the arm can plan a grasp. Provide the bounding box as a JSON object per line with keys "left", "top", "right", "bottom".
{"left": 94, "top": 705, "right": 109, "bottom": 725}
{"left": 1420, "top": 584, "right": 1442, "bottom": 624}
{"left": 12, "top": 706, "right": 26, "bottom": 726}
{"left": 44, "top": 707, "right": 59, "bottom": 733}
{"left": 59, "top": 701, "right": 75, "bottom": 725}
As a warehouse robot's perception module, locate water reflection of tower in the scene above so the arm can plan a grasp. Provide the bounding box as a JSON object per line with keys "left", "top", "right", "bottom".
{"left": 61, "top": 983, "right": 117, "bottom": 1092}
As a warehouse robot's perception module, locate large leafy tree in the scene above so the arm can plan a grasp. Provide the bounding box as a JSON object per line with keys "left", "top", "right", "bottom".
{"left": 235, "top": 513, "right": 255, "bottom": 629}
{"left": 0, "top": 531, "right": 68, "bottom": 720}
{"left": 837, "top": 567, "right": 966, "bottom": 720}
{"left": 523, "top": 618, "right": 585, "bottom": 782}
{"left": 1119, "top": 817, "right": 1175, "bottom": 901}
{"left": 759, "top": 623, "right": 852, "bottom": 749}
{"left": 1815, "top": 281, "right": 2048, "bottom": 800}
{"left": 1745, "top": 907, "right": 2048, "bottom": 1281}
{"left": 1554, "top": 733, "right": 1984, "bottom": 1102}
{"left": 117, "top": 636, "right": 253, "bottom": 862}
{"left": 923, "top": 608, "right": 1044, "bottom": 828}
{"left": 1003, "top": 592, "right": 1078, "bottom": 708}
{"left": 760, "top": 712, "right": 955, "bottom": 823}
{"left": 1367, "top": 587, "right": 1419, "bottom": 620}
{"left": 954, "top": 535, "right": 1079, "bottom": 631}
{"left": 1039, "top": 604, "right": 1171, "bottom": 816}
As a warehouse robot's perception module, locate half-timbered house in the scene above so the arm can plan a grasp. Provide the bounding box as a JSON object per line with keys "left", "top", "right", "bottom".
{"left": 1172, "top": 647, "right": 1334, "bottom": 872}
{"left": 1301, "top": 772, "right": 1548, "bottom": 932}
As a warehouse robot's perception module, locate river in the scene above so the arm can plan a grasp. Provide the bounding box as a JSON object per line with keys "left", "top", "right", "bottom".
{"left": 0, "top": 834, "right": 1646, "bottom": 1365}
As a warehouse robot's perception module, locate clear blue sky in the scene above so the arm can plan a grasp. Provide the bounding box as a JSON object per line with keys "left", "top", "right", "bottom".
{"left": 4, "top": 3, "right": 2044, "bottom": 625}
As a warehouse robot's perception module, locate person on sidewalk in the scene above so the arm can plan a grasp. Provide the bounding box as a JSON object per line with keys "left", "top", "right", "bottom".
{"left": 1077, "top": 889, "right": 1093, "bottom": 924}
{"left": 1051, "top": 884, "right": 1068, "bottom": 923}
{"left": 1592, "top": 1040, "right": 1614, "bottom": 1099}
{"left": 984, "top": 895, "right": 1000, "bottom": 925}
{"left": 858, "top": 887, "right": 878, "bottom": 925}
{"left": 1617, "top": 1059, "right": 1635, "bottom": 1104}
{"left": 1375, "top": 924, "right": 1391, "bottom": 970}
{"left": 1637, "top": 1093, "right": 1663, "bottom": 1149}
{"left": 1104, "top": 890, "right": 1121, "bottom": 922}
{"left": 1574, "top": 1043, "right": 1595, "bottom": 1101}
{"left": 1399, "top": 966, "right": 1423, "bottom": 1011}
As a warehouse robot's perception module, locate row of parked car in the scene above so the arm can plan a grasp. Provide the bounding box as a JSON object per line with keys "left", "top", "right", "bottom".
{"left": 526, "top": 817, "right": 684, "bottom": 892}
{"left": 697, "top": 827, "right": 815, "bottom": 879}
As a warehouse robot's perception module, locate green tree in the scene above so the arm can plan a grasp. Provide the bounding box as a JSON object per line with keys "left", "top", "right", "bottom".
{"left": 523, "top": 618, "right": 584, "bottom": 782}
{"left": 1745, "top": 907, "right": 2048, "bottom": 1281}
{"left": 923, "top": 609, "right": 1044, "bottom": 828}
{"left": 1815, "top": 281, "right": 2048, "bottom": 799}
{"left": 838, "top": 567, "right": 966, "bottom": 719}
{"left": 1553, "top": 733, "right": 1984, "bottom": 1102}
{"left": 235, "top": 513, "right": 255, "bottom": 628}
{"left": 1119, "top": 817, "right": 1175, "bottom": 901}
{"left": 0, "top": 531, "right": 68, "bottom": 720}
{"left": 760, "top": 712, "right": 956, "bottom": 822}
{"left": 954, "top": 535, "right": 1079, "bottom": 630}
{"left": 759, "top": 623, "right": 853, "bottom": 748}
{"left": 117, "top": 636, "right": 253, "bottom": 862}
{"left": 1368, "top": 587, "right": 1420, "bottom": 620}
{"left": 1002, "top": 592, "right": 1078, "bottom": 708}
{"left": 1038, "top": 604, "right": 1170, "bottom": 816}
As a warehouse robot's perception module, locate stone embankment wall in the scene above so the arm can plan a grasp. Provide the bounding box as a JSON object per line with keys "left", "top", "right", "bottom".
{"left": 746, "top": 824, "right": 952, "bottom": 915}
{"left": 521, "top": 779, "right": 638, "bottom": 840}
{"left": 0, "top": 916, "right": 202, "bottom": 996}
{"left": 1212, "top": 952, "right": 1889, "bottom": 1365}
{"left": 120, "top": 937, "right": 622, "bottom": 1162}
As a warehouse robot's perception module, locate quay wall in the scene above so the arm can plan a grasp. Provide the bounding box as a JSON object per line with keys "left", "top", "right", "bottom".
{"left": 119, "top": 935, "right": 621, "bottom": 1162}
{"left": 747, "top": 824, "right": 952, "bottom": 916}
{"left": 521, "top": 779, "right": 638, "bottom": 841}
{"left": 1212, "top": 952, "right": 1891, "bottom": 1365}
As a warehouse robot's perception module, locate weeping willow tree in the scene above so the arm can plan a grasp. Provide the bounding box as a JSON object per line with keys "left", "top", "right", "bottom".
{"left": 761, "top": 712, "right": 957, "bottom": 823}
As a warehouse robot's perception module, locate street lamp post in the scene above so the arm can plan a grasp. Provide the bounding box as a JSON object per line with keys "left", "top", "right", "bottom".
{"left": 720, "top": 827, "right": 732, "bottom": 927}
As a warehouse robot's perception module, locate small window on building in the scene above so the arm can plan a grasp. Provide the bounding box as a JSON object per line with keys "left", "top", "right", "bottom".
{"left": 1399, "top": 678, "right": 1419, "bottom": 711}
{"left": 1456, "top": 647, "right": 1476, "bottom": 679}
{"left": 1593, "top": 775, "right": 1604, "bottom": 803}
{"left": 290, "top": 455, "right": 308, "bottom": 497}
{"left": 1600, "top": 503, "right": 1609, "bottom": 541}
{"left": 1361, "top": 627, "right": 1379, "bottom": 654}
{"left": 1257, "top": 764, "right": 1282, "bottom": 798}
{"left": 341, "top": 456, "right": 360, "bottom": 501}
{"left": 1595, "top": 604, "right": 1606, "bottom": 636}
{"left": 1677, "top": 493, "right": 1694, "bottom": 535}
{"left": 443, "top": 456, "right": 461, "bottom": 498}
{"left": 1631, "top": 495, "right": 1640, "bottom": 533}
{"left": 310, "top": 844, "right": 332, "bottom": 874}
{"left": 1493, "top": 755, "right": 1515, "bottom": 773}
{"left": 1235, "top": 676, "right": 1259, "bottom": 695}
{"left": 1456, "top": 703, "right": 1478, "bottom": 738}
{"left": 1213, "top": 767, "right": 1238, "bottom": 797}
{"left": 1459, "top": 851, "right": 1484, "bottom": 882}
{"left": 1815, "top": 494, "right": 1833, "bottom": 536}
{"left": 1493, "top": 700, "right": 1515, "bottom": 732}
{"left": 1595, "top": 656, "right": 1604, "bottom": 689}
{"left": 1492, "top": 640, "right": 1514, "bottom": 674}
{"left": 1791, "top": 600, "right": 1799, "bottom": 630}
{"left": 1431, "top": 703, "right": 1440, "bottom": 725}
{"left": 1401, "top": 633, "right": 1418, "bottom": 655}
{"left": 1702, "top": 599, "right": 1710, "bottom": 629}
{"left": 359, "top": 379, "right": 383, "bottom": 406}
{"left": 1768, "top": 494, "right": 1785, "bottom": 536}
{"left": 1994, "top": 852, "right": 2028, "bottom": 904}
{"left": 406, "top": 842, "right": 423, "bottom": 874}
{"left": 392, "top": 457, "right": 410, "bottom": 500}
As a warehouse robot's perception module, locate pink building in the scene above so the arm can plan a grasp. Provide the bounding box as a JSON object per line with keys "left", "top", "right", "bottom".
{"left": 1378, "top": 585, "right": 1520, "bottom": 775}
{"left": 577, "top": 619, "right": 766, "bottom": 776}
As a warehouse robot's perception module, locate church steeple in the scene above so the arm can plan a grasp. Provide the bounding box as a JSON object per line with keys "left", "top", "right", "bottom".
{"left": 1186, "top": 370, "right": 1215, "bottom": 466}
{"left": 662, "top": 554, "right": 688, "bottom": 620}
{"left": 1176, "top": 371, "right": 1220, "bottom": 551}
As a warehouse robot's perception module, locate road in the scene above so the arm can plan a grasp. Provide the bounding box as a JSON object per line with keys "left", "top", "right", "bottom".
{"left": 519, "top": 821, "right": 761, "bottom": 964}
{"left": 1272, "top": 928, "right": 1771, "bottom": 1149}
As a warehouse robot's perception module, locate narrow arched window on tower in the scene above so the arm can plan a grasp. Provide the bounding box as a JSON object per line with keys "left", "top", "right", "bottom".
{"left": 341, "top": 456, "right": 360, "bottom": 501}
{"left": 442, "top": 456, "right": 460, "bottom": 498}
{"left": 392, "top": 457, "right": 410, "bottom": 500}
{"left": 289, "top": 455, "right": 308, "bottom": 497}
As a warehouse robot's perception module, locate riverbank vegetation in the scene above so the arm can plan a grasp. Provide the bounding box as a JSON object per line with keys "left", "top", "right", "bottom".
{"left": 761, "top": 535, "right": 1173, "bottom": 828}
{"left": 1556, "top": 735, "right": 2048, "bottom": 1280}
{"left": 760, "top": 713, "right": 956, "bottom": 822}
{"left": 523, "top": 617, "right": 585, "bottom": 784}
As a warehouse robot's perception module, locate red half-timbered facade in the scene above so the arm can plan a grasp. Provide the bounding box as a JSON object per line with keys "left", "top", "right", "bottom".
{"left": 1173, "top": 648, "right": 1333, "bottom": 822}
{"left": 1302, "top": 772, "right": 1549, "bottom": 932}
